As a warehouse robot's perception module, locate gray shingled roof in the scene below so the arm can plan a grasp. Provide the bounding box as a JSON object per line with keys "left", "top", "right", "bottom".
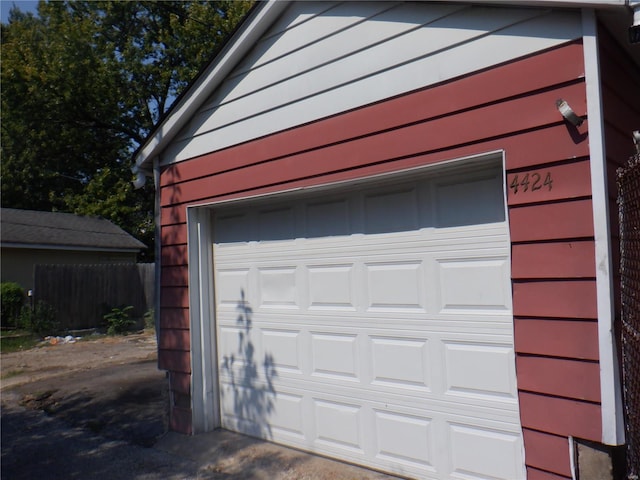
{"left": 1, "top": 208, "right": 146, "bottom": 251}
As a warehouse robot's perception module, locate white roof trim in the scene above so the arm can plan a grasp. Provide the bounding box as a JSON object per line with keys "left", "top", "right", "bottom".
{"left": 582, "top": 8, "right": 625, "bottom": 446}
{"left": 134, "top": 0, "right": 290, "bottom": 170}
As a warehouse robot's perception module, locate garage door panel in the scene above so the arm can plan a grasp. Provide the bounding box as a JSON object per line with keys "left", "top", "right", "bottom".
{"left": 374, "top": 410, "right": 436, "bottom": 470}
{"left": 443, "top": 341, "right": 518, "bottom": 401}
{"left": 365, "top": 260, "right": 426, "bottom": 311}
{"left": 313, "top": 398, "right": 365, "bottom": 452}
{"left": 266, "top": 391, "right": 306, "bottom": 439}
{"left": 218, "top": 326, "right": 252, "bottom": 368}
{"left": 219, "top": 354, "right": 521, "bottom": 422}
{"left": 213, "top": 163, "right": 523, "bottom": 479}
{"left": 447, "top": 423, "right": 524, "bottom": 480}
{"left": 307, "top": 263, "right": 357, "bottom": 310}
{"left": 370, "top": 336, "right": 432, "bottom": 391}
{"left": 436, "top": 256, "right": 511, "bottom": 312}
{"left": 257, "top": 266, "right": 300, "bottom": 308}
{"left": 217, "top": 317, "right": 516, "bottom": 388}
{"left": 310, "top": 332, "right": 361, "bottom": 381}
{"left": 215, "top": 248, "right": 511, "bottom": 315}
{"left": 216, "top": 268, "right": 251, "bottom": 307}
{"left": 261, "top": 328, "right": 304, "bottom": 374}
{"left": 220, "top": 382, "right": 523, "bottom": 479}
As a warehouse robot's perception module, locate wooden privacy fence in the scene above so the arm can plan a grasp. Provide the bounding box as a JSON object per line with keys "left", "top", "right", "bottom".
{"left": 34, "top": 263, "right": 155, "bottom": 331}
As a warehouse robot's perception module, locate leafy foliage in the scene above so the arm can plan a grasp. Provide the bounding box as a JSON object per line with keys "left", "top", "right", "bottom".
{"left": 1, "top": 282, "right": 25, "bottom": 328}
{"left": 19, "top": 301, "right": 59, "bottom": 336}
{"left": 104, "top": 305, "right": 135, "bottom": 335}
{"left": 143, "top": 308, "right": 155, "bottom": 330}
{"left": 1, "top": 1, "right": 253, "bottom": 259}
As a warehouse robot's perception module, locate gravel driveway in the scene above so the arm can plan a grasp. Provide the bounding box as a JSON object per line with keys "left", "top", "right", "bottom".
{"left": 1, "top": 332, "right": 402, "bottom": 480}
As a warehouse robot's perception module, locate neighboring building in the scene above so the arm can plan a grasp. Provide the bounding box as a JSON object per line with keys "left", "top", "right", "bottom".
{"left": 1, "top": 208, "right": 146, "bottom": 290}
{"left": 132, "top": 2, "right": 639, "bottom": 479}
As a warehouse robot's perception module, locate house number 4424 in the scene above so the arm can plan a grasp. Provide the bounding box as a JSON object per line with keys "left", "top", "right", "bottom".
{"left": 509, "top": 172, "right": 553, "bottom": 194}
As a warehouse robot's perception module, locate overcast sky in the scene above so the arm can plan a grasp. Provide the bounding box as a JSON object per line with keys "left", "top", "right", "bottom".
{"left": 1, "top": 1, "right": 39, "bottom": 24}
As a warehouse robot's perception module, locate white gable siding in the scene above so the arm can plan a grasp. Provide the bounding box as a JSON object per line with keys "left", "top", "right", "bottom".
{"left": 161, "top": 2, "right": 582, "bottom": 166}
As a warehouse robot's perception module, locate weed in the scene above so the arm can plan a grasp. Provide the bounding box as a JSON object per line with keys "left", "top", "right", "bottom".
{"left": 104, "top": 305, "right": 135, "bottom": 335}
{"left": 143, "top": 308, "right": 155, "bottom": 331}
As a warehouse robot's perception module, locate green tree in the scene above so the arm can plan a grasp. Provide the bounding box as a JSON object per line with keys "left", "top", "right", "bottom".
{"left": 1, "top": 1, "right": 253, "bottom": 259}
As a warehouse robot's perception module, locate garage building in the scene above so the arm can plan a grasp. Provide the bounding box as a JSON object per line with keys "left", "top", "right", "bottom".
{"left": 133, "top": 2, "right": 640, "bottom": 479}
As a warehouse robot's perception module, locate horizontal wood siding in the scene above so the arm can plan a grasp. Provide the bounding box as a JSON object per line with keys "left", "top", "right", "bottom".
{"left": 158, "top": 203, "right": 192, "bottom": 433}
{"left": 519, "top": 392, "right": 601, "bottom": 440}
{"left": 515, "top": 318, "right": 599, "bottom": 360}
{"left": 516, "top": 356, "right": 600, "bottom": 402}
{"left": 523, "top": 429, "right": 572, "bottom": 477}
{"left": 512, "top": 241, "right": 596, "bottom": 278}
{"left": 527, "top": 467, "right": 573, "bottom": 480}
{"left": 162, "top": 3, "right": 581, "bottom": 164}
{"left": 158, "top": 6, "right": 598, "bottom": 467}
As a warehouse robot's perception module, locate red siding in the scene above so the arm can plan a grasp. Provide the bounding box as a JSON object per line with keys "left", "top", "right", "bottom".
{"left": 158, "top": 41, "right": 603, "bottom": 468}
{"left": 160, "top": 286, "right": 189, "bottom": 309}
{"left": 527, "top": 467, "right": 571, "bottom": 480}
{"left": 162, "top": 224, "right": 188, "bottom": 246}
{"left": 158, "top": 349, "right": 190, "bottom": 373}
{"left": 161, "top": 265, "right": 189, "bottom": 287}
{"left": 508, "top": 199, "right": 594, "bottom": 242}
{"left": 511, "top": 241, "right": 595, "bottom": 279}
{"left": 523, "top": 429, "right": 572, "bottom": 477}
{"left": 161, "top": 246, "right": 188, "bottom": 269}
{"left": 517, "top": 356, "right": 601, "bottom": 402}
{"left": 506, "top": 159, "right": 591, "bottom": 206}
{"left": 512, "top": 280, "right": 598, "bottom": 319}
{"left": 515, "top": 318, "right": 599, "bottom": 360}
{"left": 170, "top": 371, "right": 191, "bottom": 395}
{"left": 160, "top": 307, "right": 190, "bottom": 330}
{"left": 169, "top": 406, "right": 192, "bottom": 435}
{"left": 519, "top": 392, "right": 601, "bottom": 440}
{"left": 160, "top": 83, "right": 587, "bottom": 208}
{"left": 159, "top": 329, "right": 190, "bottom": 351}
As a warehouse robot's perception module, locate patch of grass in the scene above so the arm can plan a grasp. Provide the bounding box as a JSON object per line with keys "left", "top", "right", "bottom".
{"left": 0, "top": 333, "right": 38, "bottom": 353}
{"left": 0, "top": 329, "right": 31, "bottom": 337}
{"left": 1, "top": 368, "right": 27, "bottom": 379}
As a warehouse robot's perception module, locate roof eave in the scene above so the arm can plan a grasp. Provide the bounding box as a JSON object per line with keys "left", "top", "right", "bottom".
{"left": 1, "top": 242, "right": 144, "bottom": 253}
{"left": 134, "top": 0, "right": 291, "bottom": 171}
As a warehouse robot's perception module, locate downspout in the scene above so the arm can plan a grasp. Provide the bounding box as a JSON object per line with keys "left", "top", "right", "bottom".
{"left": 131, "top": 162, "right": 160, "bottom": 341}
{"left": 153, "top": 159, "right": 161, "bottom": 342}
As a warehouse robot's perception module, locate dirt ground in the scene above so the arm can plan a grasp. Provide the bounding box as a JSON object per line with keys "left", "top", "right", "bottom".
{"left": 1, "top": 332, "right": 402, "bottom": 480}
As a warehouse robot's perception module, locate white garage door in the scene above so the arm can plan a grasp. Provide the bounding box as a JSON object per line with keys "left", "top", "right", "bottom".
{"left": 212, "top": 161, "right": 525, "bottom": 479}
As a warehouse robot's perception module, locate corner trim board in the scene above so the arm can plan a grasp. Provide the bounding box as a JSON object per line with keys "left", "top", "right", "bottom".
{"left": 582, "top": 8, "right": 625, "bottom": 446}
{"left": 187, "top": 207, "right": 220, "bottom": 433}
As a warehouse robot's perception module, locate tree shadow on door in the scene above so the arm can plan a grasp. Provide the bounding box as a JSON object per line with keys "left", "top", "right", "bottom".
{"left": 220, "top": 289, "right": 277, "bottom": 440}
